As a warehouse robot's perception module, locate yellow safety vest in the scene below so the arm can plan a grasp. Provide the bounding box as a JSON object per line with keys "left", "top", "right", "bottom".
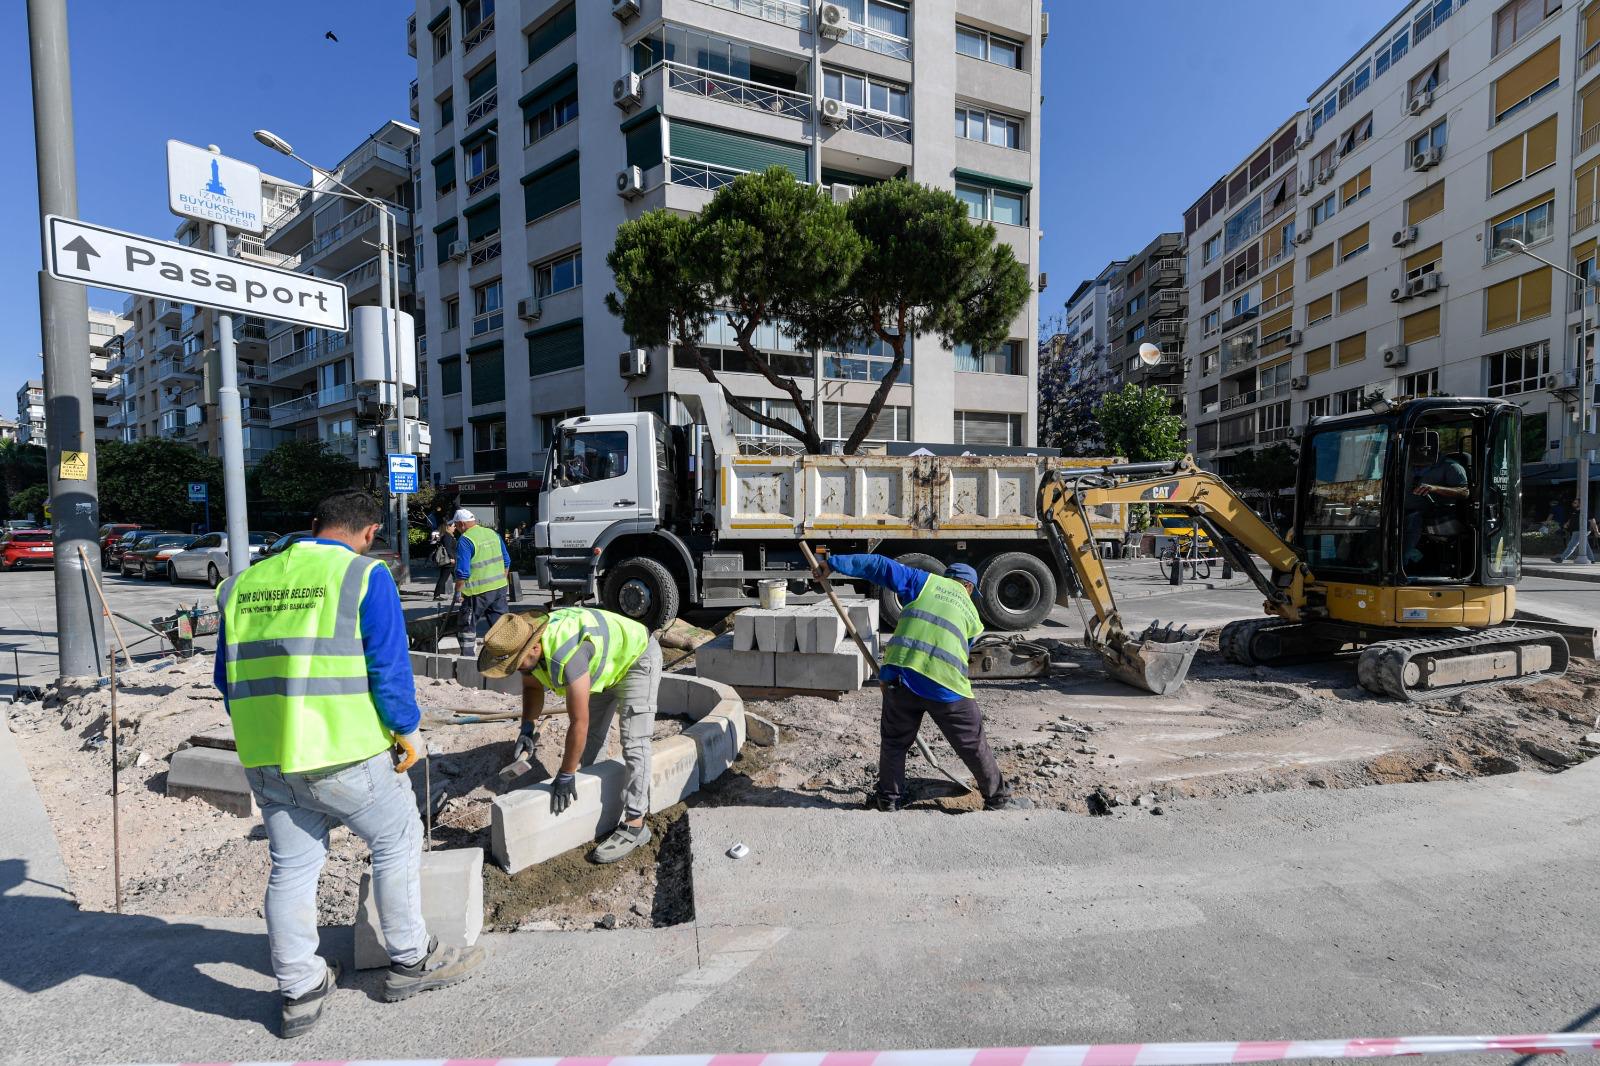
{"left": 461, "top": 524, "right": 509, "bottom": 596}
{"left": 218, "top": 542, "right": 392, "bottom": 773}
{"left": 883, "top": 573, "right": 982, "bottom": 698}
{"left": 530, "top": 607, "right": 649, "bottom": 696}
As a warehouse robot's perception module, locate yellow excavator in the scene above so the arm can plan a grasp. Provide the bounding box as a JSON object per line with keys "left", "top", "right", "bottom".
{"left": 1039, "top": 397, "right": 1569, "bottom": 701}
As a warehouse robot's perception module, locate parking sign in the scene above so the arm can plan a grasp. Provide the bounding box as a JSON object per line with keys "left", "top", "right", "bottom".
{"left": 388, "top": 454, "right": 418, "bottom": 494}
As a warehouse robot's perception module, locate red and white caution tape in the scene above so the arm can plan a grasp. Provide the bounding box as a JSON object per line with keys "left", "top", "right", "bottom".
{"left": 154, "top": 1030, "right": 1600, "bottom": 1066}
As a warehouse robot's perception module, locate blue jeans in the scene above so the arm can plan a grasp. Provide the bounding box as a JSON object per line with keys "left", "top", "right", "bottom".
{"left": 244, "top": 751, "right": 430, "bottom": 997}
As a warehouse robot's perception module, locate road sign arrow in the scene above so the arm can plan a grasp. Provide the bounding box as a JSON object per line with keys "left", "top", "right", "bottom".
{"left": 61, "top": 235, "right": 99, "bottom": 271}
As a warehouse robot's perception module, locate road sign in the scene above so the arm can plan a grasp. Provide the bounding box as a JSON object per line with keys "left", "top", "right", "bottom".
{"left": 166, "top": 140, "right": 265, "bottom": 234}
{"left": 44, "top": 215, "right": 349, "bottom": 331}
{"left": 388, "top": 454, "right": 419, "bottom": 495}
{"left": 188, "top": 482, "right": 209, "bottom": 502}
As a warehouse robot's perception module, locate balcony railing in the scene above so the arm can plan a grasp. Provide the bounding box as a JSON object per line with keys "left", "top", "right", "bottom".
{"left": 665, "top": 62, "right": 810, "bottom": 121}
{"left": 834, "top": 105, "right": 912, "bottom": 144}
{"left": 465, "top": 88, "right": 497, "bottom": 127}
{"left": 336, "top": 256, "right": 413, "bottom": 292}
{"left": 1258, "top": 425, "right": 1295, "bottom": 443}
{"left": 462, "top": 13, "right": 494, "bottom": 53}
{"left": 1156, "top": 318, "right": 1187, "bottom": 339}
{"left": 469, "top": 237, "right": 502, "bottom": 266}
{"left": 407, "top": 15, "right": 416, "bottom": 57}
{"left": 466, "top": 166, "right": 500, "bottom": 197}
{"left": 156, "top": 300, "right": 181, "bottom": 324}
{"left": 695, "top": 0, "right": 809, "bottom": 29}
{"left": 410, "top": 79, "right": 420, "bottom": 120}
{"left": 1583, "top": 120, "right": 1600, "bottom": 155}
{"left": 843, "top": 23, "right": 911, "bottom": 60}
{"left": 1577, "top": 201, "right": 1600, "bottom": 232}
{"left": 1583, "top": 37, "right": 1600, "bottom": 77}
{"left": 310, "top": 204, "right": 381, "bottom": 257}
{"left": 155, "top": 328, "right": 181, "bottom": 353}
{"left": 668, "top": 157, "right": 746, "bottom": 191}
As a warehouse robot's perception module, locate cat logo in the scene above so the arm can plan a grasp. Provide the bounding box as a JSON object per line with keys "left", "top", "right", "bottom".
{"left": 1140, "top": 482, "right": 1175, "bottom": 500}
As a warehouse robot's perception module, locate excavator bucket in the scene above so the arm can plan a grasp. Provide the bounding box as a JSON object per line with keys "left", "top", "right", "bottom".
{"left": 1100, "top": 620, "right": 1201, "bottom": 696}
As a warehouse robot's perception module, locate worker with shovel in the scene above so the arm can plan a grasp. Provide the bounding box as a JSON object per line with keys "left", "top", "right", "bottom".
{"left": 812, "top": 555, "right": 1025, "bottom": 812}
{"left": 479, "top": 607, "right": 663, "bottom": 863}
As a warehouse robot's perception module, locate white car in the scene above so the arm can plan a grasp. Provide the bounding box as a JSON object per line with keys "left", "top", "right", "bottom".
{"left": 168, "top": 531, "right": 278, "bottom": 587}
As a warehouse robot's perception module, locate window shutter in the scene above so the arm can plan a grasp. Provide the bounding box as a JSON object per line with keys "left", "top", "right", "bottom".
{"left": 465, "top": 195, "right": 500, "bottom": 242}
{"left": 1306, "top": 345, "right": 1332, "bottom": 374}
{"left": 625, "top": 113, "right": 663, "bottom": 170}
{"left": 1582, "top": 78, "right": 1600, "bottom": 136}
{"left": 1338, "top": 222, "right": 1369, "bottom": 258}
{"left": 527, "top": 3, "right": 575, "bottom": 63}
{"left": 1260, "top": 308, "right": 1293, "bottom": 337}
{"left": 1489, "top": 138, "right": 1525, "bottom": 193}
{"left": 1336, "top": 332, "right": 1366, "bottom": 365}
{"left": 1485, "top": 276, "right": 1521, "bottom": 331}
{"left": 1406, "top": 182, "right": 1444, "bottom": 223}
{"left": 1337, "top": 277, "right": 1367, "bottom": 312}
{"left": 1493, "top": 38, "right": 1559, "bottom": 118}
{"left": 1520, "top": 267, "right": 1552, "bottom": 320}
{"left": 467, "top": 61, "right": 497, "bottom": 102}
{"left": 522, "top": 152, "right": 580, "bottom": 222}
{"left": 1406, "top": 243, "right": 1442, "bottom": 272}
{"left": 1203, "top": 271, "right": 1221, "bottom": 302}
{"left": 1309, "top": 244, "right": 1335, "bottom": 277}
{"left": 520, "top": 65, "right": 577, "bottom": 119}
{"left": 1587, "top": 1, "right": 1600, "bottom": 51}
{"left": 668, "top": 120, "right": 808, "bottom": 180}
{"left": 440, "top": 356, "right": 462, "bottom": 395}
{"left": 1403, "top": 306, "right": 1441, "bottom": 343}
{"left": 1308, "top": 294, "right": 1333, "bottom": 322}
{"left": 528, "top": 320, "right": 585, "bottom": 376}
{"left": 1575, "top": 237, "right": 1598, "bottom": 264}
{"left": 470, "top": 344, "right": 505, "bottom": 405}
{"left": 434, "top": 219, "right": 458, "bottom": 263}
{"left": 432, "top": 151, "right": 456, "bottom": 191}
{"left": 1526, "top": 115, "right": 1558, "bottom": 173}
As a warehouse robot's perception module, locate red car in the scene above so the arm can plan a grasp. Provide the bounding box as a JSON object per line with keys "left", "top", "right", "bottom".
{"left": 1, "top": 530, "right": 54, "bottom": 570}
{"left": 98, "top": 523, "right": 150, "bottom": 565}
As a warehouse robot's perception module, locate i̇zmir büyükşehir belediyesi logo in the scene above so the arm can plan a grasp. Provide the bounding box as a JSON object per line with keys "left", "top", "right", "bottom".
{"left": 178, "top": 159, "right": 261, "bottom": 230}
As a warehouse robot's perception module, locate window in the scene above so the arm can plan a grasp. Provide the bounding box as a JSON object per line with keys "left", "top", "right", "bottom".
{"left": 538, "top": 407, "right": 584, "bottom": 449}
{"left": 464, "top": 135, "right": 497, "bottom": 179}
{"left": 956, "top": 24, "right": 1023, "bottom": 68}
{"left": 1485, "top": 340, "right": 1551, "bottom": 394}
{"left": 472, "top": 280, "right": 503, "bottom": 336}
{"left": 1407, "top": 182, "right": 1444, "bottom": 225}
{"left": 522, "top": 151, "right": 580, "bottom": 222}
{"left": 1410, "top": 54, "right": 1448, "bottom": 101}
{"left": 1202, "top": 234, "right": 1222, "bottom": 264}
{"left": 1127, "top": 293, "right": 1145, "bottom": 315}
{"left": 1493, "top": 39, "right": 1560, "bottom": 122}
{"left": 473, "top": 419, "right": 507, "bottom": 468}
{"left": 1306, "top": 396, "right": 1331, "bottom": 418}
{"left": 440, "top": 356, "right": 462, "bottom": 395}
{"left": 955, "top": 106, "right": 1022, "bottom": 149}
{"left": 1488, "top": 115, "right": 1556, "bottom": 192}
{"left": 1338, "top": 62, "right": 1370, "bottom": 108}
{"left": 954, "top": 411, "right": 1021, "bottom": 446}
{"left": 1308, "top": 294, "right": 1333, "bottom": 326}
{"left": 462, "top": 0, "right": 492, "bottom": 33}
{"left": 1494, "top": 0, "right": 1561, "bottom": 56}
{"left": 955, "top": 340, "right": 1021, "bottom": 375}
{"left": 433, "top": 150, "right": 456, "bottom": 196}
{"left": 824, "top": 332, "right": 904, "bottom": 382}
{"left": 1336, "top": 332, "right": 1366, "bottom": 366}
{"left": 1337, "top": 278, "right": 1367, "bottom": 314}
{"left": 1406, "top": 243, "right": 1442, "bottom": 281}
{"left": 1414, "top": 0, "right": 1465, "bottom": 43}
{"left": 444, "top": 297, "right": 459, "bottom": 331}
{"left": 1306, "top": 345, "right": 1332, "bottom": 374}
{"left": 1202, "top": 270, "right": 1221, "bottom": 303}
{"left": 524, "top": 79, "right": 578, "bottom": 145}
{"left": 534, "top": 249, "right": 582, "bottom": 298}
{"left": 823, "top": 402, "right": 910, "bottom": 442}
{"left": 842, "top": 0, "right": 910, "bottom": 39}
{"left": 1340, "top": 167, "right": 1371, "bottom": 207}
{"left": 1339, "top": 223, "right": 1369, "bottom": 262}
{"left": 1310, "top": 92, "right": 1336, "bottom": 134}
{"left": 1403, "top": 306, "right": 1442, "bottom": 344}
{"left": 1485, "top": 268, "right": 1553, "bottom": 330}
{"left": 1401, "top": 368, "right": 1440, "bottom": 396}
{"left": 1230, "top": 292, "right": 1253, "bottom": 318}
{"left": 432, "top": 23, "right": 449, "bottom": 61}
{"left": 1489, "top": 192, "right": 1555, "bottom": 257}
{"left": 956, "top": 182, "right": 1027, "bottom": 226}
{"left": 1202, "top": 309, "right": 1220, "bottom": 336}
{"left": 823, "top": 69, "right": 908, "bottom": 118}
{"left": 526, "top": 3, "right": 575, "bottom": 64}
{"left": 1338, "top": 113, "right": 1373, "bottom": 157}
{"left": 1224, "top": 198, "right": 1261, "bottom": 253}
{"left": 1310, "top": 142, "right": 1336, "bottom": 178}
{"left": 1409, "top": 119, "right": 1447, "bottom": 162}
{"left": 470, "top": 346, "right": 505, "bottom": 405}
{"left": 529, "top": 320, "right": 584, "bottom": 376}
{"left": 438, "top": 94, "right": 454, "bottom": 126}
{"left": 1333, "top": 386, "right": 1366, "bottom": 414}
{"left": 557, "top": 429, "right": 629, "bottom": 484}
{"left": 1312, "top": 193, "right": 1338, "bottom": 226}
{"left": 1308, "top": 243, "right": 1335, "bottom": 278}
{"left": 1375, "top": 25, "right": 1410, "bottom": 77}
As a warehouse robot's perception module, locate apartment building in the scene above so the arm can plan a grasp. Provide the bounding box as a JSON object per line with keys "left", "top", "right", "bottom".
{"left": 261, "top": 121, "right": 420, "bottom": 470}
{"left": 1109, "top": 232, "right": 1186, "bottom": 410}
{"left": 1186, "top": 0, "right": 1599, "bottom": 499}
{"left": 19, "top": 305, "right": 126, "bottom": 446}
{"left": 16, "top": 381, "right": 44, "bottom": 446}
{"left": 1058, "top": 259, "right": 1124, "bottom": 393}
{"left": 113, "top": 178, "right": 303, "bottom": 461}
{"left": 410, "top": 0, "right": 1045, "bottom": 522}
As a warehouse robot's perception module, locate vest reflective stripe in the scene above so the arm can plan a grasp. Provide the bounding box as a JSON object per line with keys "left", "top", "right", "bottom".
{"left": 882, "top": 573, "right": 981, "bottom": 698}
{"left": 533, "top": 607, "right": 649, "bottom": 695}
{"left": 461, "top": 525, "right": 508, "bottom": 596}
{"left": 220, "top": 542, "right": 392, "bottom": 773}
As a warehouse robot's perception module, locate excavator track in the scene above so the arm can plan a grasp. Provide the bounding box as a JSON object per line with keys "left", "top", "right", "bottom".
{"left": 1355, "top": 626, "right": 1570, "bottom": 702}
{"left": 1219, "top": 617, "right": 1357, "bottom": 666}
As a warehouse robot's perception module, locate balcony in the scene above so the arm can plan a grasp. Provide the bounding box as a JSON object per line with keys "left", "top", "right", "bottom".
{"left": 1156, "top": 318, "right": 1187, "bottom": 340}
{"left": 1258, "top": 425, "right": 1295, "bottom": 443}
{"left": 1152, "top": 289, "right": 1185, "bottom": 315}
{"left": 236, "top": 319, "right": 270, "bottom": 345}
{"left": 1221, "top": 389, "right": 1259, "bottom": 412}
{"left": 407, "top": 14, "right": 416, "bottom": 58}
{"left": 156, "top": 300, "right": 181, "bottom": 325}
{"left": 155, "top": 359, "right": 198, "bottom": 385}
{"left": 269, "top": 383, "right": 353, "bottom": 427}
{"left": 410, "top": 79, "right": 419, "bottom": 121}
{"left": 841, "top": 22, "right": 911, "bottom": 61}
{"left": 466, "top": 165, "right": 500, "bottom": 197}
{"left": 1220, "top": 306, "right": 1259, "bottom": 335}
{"left": 462, "top": 12, "right": 493, "bottom": 53}
{"left": 1151, "top": 257, "right": 1184, "bottom": 287}
{"left": 668, "top": 157, "right": 747, "bottom": 191}
{"left": 830, "top": 105, "right": 912, "bottom": 144}
{"left": 665, "top": 62, "right": 810, "bottom": 122}
{"left": 336, "top": 256, "right": 413, "bottom": 301}
{"left": 694, "top": 0, "right": 809, "bottom": 30}
{"left": 465, "top": 87, "right": 496, "bottom": 127}
{"left": 155, "top": 328, "right": 182, "bottom": 354}
{"left": 468, "top": 235, "right": 501, "bottom": 266}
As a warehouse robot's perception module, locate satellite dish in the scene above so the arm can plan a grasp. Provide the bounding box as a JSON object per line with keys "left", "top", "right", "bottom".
{"left": 1138, "top": 342, "right": 1163, "bottom": 367}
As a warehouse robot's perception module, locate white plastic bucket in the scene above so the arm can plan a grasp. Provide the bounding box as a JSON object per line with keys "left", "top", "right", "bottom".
{"left": 758, "top": 579, "right": 787, "bottom": 609}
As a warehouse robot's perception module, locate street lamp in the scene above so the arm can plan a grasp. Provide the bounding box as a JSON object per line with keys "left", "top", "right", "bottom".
{"left": 1501, "top": 236, "right": 1593, "bottom": 563}
{"left": 254, "top": 129, "right": 413, "bottom": 583}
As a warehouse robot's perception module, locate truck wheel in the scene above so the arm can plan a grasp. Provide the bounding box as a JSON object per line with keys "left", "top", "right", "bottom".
{"left": 879, "top": 552, "right": 945, "bottom": 631}
{"left": 976, "top": 552, "right": 1056, "bottom": 631}
{"left": 602, "top": 557, "right": 681, "bottom": 632}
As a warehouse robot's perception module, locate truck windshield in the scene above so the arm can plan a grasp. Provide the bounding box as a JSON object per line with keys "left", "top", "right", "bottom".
{"left": 557, "top": 429, "right": 630, "bottom": 485}
{"left": 1300, "top": 424, "right": 1389, "bottom": 577}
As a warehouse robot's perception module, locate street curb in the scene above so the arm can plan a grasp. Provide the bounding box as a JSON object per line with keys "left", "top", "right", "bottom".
{"left": 1522, "top": 565, "right": 1600, "bottom": 584}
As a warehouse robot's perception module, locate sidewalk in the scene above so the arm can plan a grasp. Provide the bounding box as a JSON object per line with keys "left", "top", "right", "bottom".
{"left": 1523, "top": 558, "right": 1600, "bottom": 582}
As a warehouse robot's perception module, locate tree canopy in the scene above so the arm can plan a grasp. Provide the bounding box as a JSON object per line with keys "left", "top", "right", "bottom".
{"left": 251, "top": 439, "right": 361, "bottom": 518}
{"left": 98, "top": 438, "right": 224, "bottom": 529}
{"left": 1095, "top": 383, "right": 1187, "bottom": 463}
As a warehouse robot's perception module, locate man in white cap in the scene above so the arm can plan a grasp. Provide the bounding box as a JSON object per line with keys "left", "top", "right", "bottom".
{"left": 451, "top": 508, "right": 511, "bottom": 656}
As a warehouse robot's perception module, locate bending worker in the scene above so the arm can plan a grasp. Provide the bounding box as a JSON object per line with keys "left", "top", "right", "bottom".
{"left": 452, "top": 508, "right": 510, "bottom": 656}
{"left": 214, "top": 489, "right": 484, "bottom": 1040}
{"left": 812, "top": 554, "right": 1024, "bottom": 813}
{"left": 479, "top": 607, "right": 662, "bottom": 863}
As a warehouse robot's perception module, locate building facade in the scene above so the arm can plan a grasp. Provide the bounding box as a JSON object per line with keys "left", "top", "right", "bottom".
{"left": 1109, "top": 231, "right": 1185, "bottom": 412}
{"left": 18, "top": 304, "right": 126, "bottom": 447}
{"left": 410, "top": 0, "right": 1045, "bottom": 524}
{"left": 16, "top": 381, "right": 44, "bottom": 446}
{"left": 1185, "top": 0, "right": 1599, "bottom": 497}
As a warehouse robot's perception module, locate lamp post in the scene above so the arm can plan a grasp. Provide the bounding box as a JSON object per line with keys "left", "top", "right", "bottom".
{"left": 254, "top": 129, "right": 412, "bottom": 583}
{"left": 1502, "top": 237, "right": 1593, "bottom": 564}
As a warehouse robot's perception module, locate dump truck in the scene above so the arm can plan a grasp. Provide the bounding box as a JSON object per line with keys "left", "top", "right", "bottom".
{"left": 533, "top": 398, "right": 1126, "bottom": 632}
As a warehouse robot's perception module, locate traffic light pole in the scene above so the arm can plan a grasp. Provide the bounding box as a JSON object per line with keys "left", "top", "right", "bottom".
{"left": 28, "top": 0, "right": 105, "bottom": 681}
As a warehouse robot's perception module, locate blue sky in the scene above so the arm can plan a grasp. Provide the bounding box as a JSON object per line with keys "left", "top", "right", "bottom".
{"left": 2, "top": 0, "right": 1406, "bottom": 391}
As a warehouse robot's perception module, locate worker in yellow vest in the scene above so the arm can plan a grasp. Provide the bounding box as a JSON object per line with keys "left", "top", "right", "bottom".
{"left": 215, "top": 490, "right": 485, "bottom": 1039}
{"left": 813, "top": 555, "right": 1025, "bottom": 812}
{"left": 479, "top": 607, "right": 662, "bottom": 863}
{"left": 451, "top": 508, "right": 511, "bottom": 657}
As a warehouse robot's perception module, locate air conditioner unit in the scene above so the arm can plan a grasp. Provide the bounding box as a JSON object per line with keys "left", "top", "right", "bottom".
{"left": 1285, "top": 330, "right": 1303, "bottom": 348}
{"left": 1381, "top": 344, "right": 1409, "bottom": 368}
{"left": 516, "top": 297, "right": 541, "bottom": 322}
{"left": 611, "top": 0, "right": 641, "bottom": 21}
{"left": 616, "top": 166, "right": 646, "bottom": 200}
{"left": 819, "top": 1, "right": 848, "bottom": 37}
{"left": 1541, "top": 373, "right": 1563, "bottom": 390}
{"left": 1392, "top": 225, "right": 1419, "bottom": 248}
{"left": 1295, "top": 133, "right": 1313, "bottom": 151}
{"left": 1417, "top": 272, "right": 1443, "bottom": 294}
{"left": 1413, "top": 146, "right": 1444, "bottom": 171}
{"left": 830, "top": 182, "right": 856, "bottom": 204}
{"left": 1293, "top": 228, "right": 1314, "bottom": 245}
{"left": 619, "top": 348, "right": 649, "bottom": 379}
{"left": 818, "top": 96, "right": 847, "bottom": 126}
{"left": 1317, "top": 167, "right": 1335, "bottom": 185}
{"left": 1390, "top": 285, "right": 1411, "bottom": 303}
{"left": 1407, "top": 89, "right": 1434, "bottom": 115}
{"left": 1298, "top": 177, "right": 1316, "bottom": 196}
{"left": 612, "top": 73, "right": 642, "bottom": 111}
{"left": 447, "top": 240, "right": 467, "bottom": 260}
{"left": 1291, "top": 374, "right": 1310, "bottom": 391}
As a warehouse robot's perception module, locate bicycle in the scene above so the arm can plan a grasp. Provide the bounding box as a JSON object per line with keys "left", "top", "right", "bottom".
{"left": 1159, "top": 535, "right": 1211, "bottom": 582}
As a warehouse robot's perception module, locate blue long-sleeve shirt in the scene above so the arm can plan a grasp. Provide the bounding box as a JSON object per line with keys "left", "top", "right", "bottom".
{"left": 213, "top": 538, "right": 421, "bottom": 736}
{"left": 454, "top": 527, "right": 512, "bottom": 581}
{"left": 826, "top": 554, "right": 967, "bottom": 702}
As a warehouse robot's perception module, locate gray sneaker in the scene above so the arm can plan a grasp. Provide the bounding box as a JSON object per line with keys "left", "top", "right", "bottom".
{"left": 383, "top": 937, "right": 487, "bottom": 1003}
{"left": 591, "top": 822, "right": 651, "bottom": 864}
{"left": 281, "top": 960, "right": 339, "bottom": 1039}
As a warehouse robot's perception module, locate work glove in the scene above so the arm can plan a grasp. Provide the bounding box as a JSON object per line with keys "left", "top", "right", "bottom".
{"left": 512, "top": 720, "right": 538, "bottom": 762}
{"left": 550, "top": 771, "right": 578, "bottom": 815}
{"left": 392, "top": 731, "right": 426, "bottom": 773}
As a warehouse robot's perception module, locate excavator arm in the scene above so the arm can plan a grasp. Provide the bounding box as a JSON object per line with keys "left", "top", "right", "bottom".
{"left": 1038, "top": 457, "right": 1316, "bottom": 694}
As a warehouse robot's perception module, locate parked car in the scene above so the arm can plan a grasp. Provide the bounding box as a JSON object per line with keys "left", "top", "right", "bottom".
{"left": 169, "top": 531, "right": 278, "bottom": 587}
{"left": 98, "top": 523, "right": 156, "bottom": 569}
{"left": 5, "top": 520, "right": 35, "bottom": 533}
{"left": 120, "top": 534, "right": 197, "bottom": 580}
{"left": 109, "top": 528, "right": 175, "bottom": 571}
{"left": 257, "top": 530, "right": 312, "bottom": 562}
{"left": 1, "top": 530, "right": 54, "bottom": 570}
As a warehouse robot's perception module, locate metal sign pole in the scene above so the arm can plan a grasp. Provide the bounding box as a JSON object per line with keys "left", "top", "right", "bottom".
{"left": 208, "top": 205, "right": 251, "bottom": 574}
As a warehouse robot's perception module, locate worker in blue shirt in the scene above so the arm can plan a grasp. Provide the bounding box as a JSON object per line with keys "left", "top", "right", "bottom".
{"left": 814, "top": 554, "right": 1024, "bottom": 813}
{"left": 451, "top": 508, "right": 512, "bottom": 656}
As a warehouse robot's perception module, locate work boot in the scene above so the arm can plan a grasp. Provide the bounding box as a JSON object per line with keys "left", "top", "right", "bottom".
{"left": 984, "top": 794, "right": 1034, "bottom": 812}
{"left": 863, "top": 792, "right": 903, "bottom": 812}
{"left": 383, "top": 937, "right": 487, "bottom": 1003}
{"left": 281, "top": 960, "right": 339, "bottom": 1039}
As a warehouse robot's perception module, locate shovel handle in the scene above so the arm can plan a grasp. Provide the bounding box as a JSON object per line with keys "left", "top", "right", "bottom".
{"left": 801, "top": 542, "right": 880, "bottom": 672}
